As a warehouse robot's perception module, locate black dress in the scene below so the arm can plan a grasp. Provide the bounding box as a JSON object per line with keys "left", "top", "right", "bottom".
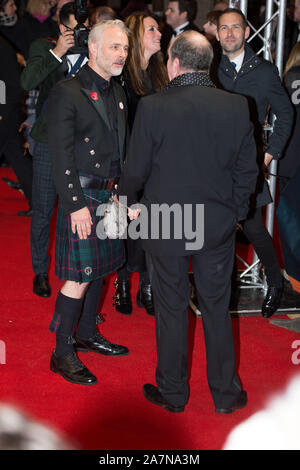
{"left": 119, "top": 70, "right": 155, "bottom": 273}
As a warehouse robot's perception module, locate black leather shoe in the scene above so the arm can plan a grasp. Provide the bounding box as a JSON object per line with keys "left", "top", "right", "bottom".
{"left": 215, "top": 390, "right": 248, "bottom": 414}
{"left": 75, "top": 332, "right": 129, "bottom": 356}
{"left": 2, "top": 177, "right": 23, "bottom": 193}
{"left": 50, "top": 350, "right": 97, "bottom": 385}
{"left": 262, "top": 286, "right": 283, "bottom": 318}
{"left": 137, "top": 284, "right": 155, "bottom": 316}
{"left": 113, "top": 280, "right": 132, "bottom": 315}
{"left": 143, "top": 383, "right": 185, "bottom": 413}
{"left": 33, "top": 273, "right": 51, "bottom": 298}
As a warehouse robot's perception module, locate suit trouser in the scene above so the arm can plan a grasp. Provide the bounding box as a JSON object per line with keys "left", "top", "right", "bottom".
{"left": 242, "top": 207, "right": 282, "bottom": 287}
{"left": 148, "top": 237, "right": 242, "bottom": 409}
{"left": 30, "top": 142, "right": 57, "bottom": 275}
{"left": 0, "top": 133, "right": 33, "bottom": 207}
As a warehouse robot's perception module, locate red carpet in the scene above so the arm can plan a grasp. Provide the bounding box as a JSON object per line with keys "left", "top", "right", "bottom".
{"left": 0, "top": 168, "right": 299, "bottom": 450}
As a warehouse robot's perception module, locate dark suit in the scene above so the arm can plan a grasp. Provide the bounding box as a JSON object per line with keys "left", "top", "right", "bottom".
{"left": 118, "top": 72, "right": 258, "bottom": 409}
{"left": 0, "top": 36, "right": 33, "bottom": 207}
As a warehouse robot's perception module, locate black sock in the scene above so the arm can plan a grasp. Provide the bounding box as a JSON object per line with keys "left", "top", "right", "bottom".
{"left": 50, "top": 291, "right": 84, "bottom": 357}
{"left": 76, "top": 278, "right": 103, "bottom": 339}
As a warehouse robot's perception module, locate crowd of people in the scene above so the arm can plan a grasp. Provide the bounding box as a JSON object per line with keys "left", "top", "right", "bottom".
{"left": 0, "top": 0, "right": 300, "bottom": 417}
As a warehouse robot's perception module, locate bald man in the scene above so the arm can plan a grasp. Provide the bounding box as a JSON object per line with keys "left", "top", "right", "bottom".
{"left": 118, "top": 31, "right": 258, "bottom": 413}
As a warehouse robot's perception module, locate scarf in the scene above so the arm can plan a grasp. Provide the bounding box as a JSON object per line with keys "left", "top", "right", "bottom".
{"left": 0, "top": 11, "right": 17, "bottom": 26}
{"left": 166, "top": 71, "right": 216, "bottom": 90}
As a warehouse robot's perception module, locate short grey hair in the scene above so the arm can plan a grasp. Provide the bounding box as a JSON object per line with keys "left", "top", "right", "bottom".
{"left": 170, "top": 32, "right": 213, "bottom": 72}
{"left": 88, "top": 19, "right": 129, "bottom": 45}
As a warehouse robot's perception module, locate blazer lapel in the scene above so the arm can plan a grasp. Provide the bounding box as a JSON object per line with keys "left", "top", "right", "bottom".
{"left": 81, "top": 87, "right": 112, "bottom": 130}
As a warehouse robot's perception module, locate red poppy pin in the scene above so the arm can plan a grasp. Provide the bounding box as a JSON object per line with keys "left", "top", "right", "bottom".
{"left": 90, "top": 92, "right": 99, "bottom": 101}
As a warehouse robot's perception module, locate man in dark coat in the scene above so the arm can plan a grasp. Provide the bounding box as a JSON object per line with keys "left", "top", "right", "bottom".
{"left": 214, "top": 8, "right": 293, "bottom": 318}
{"left": 0, "top": 34, "right": 33, "bottom": 213}
{"left": 46, "top": 20, "right": 130, "bottom": 386}
{"left": 117, "top": 31, "right": 258, "bottom": 413}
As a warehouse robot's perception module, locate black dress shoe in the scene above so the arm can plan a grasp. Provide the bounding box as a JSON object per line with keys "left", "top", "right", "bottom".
{"left": 17, "top": 209, "right": 33, "bottom": 217}
{"left": 113, "top": 280, "right": 132, "bottom": 315}
{"left": 2, "top": 177, "right": 23, "bottom": 193}
{"left": 50, "top": 350, "right": 97, "bottom": 385}
{"left": 137, "top": 283, "right": 155, "bottom": 316}
{"left": 143, "top": 384, "right": 185, "bottom": 413}
{"left": 33, "top": 273, "right": 51, "bottom": 297}
{"left": 75, "top": 332, "right": 129, "bottom": 356}
{"left": 215, "top": 390, "right": 248, "bottom": 414}
{"left": 262, "top": 286, "right": 283, "bottom": 318}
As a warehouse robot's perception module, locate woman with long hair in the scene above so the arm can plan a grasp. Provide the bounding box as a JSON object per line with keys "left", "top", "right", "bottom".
{"left": 113, "top": 11, "right": 168, "bottom": 316}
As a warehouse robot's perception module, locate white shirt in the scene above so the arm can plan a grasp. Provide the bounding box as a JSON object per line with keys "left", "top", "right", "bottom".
{"left": 171, "top": 21, "right": 190, "bottom": 40}
{"left": 50, "top": 49, "right": 88, "bottom": 72}
{"left": 231, "top": 50, "right": 245, "bottom": 73}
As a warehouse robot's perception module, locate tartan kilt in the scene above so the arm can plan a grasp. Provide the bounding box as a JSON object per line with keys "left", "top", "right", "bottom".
{"left": 55, "top": 188, "right": 125, "bottom": 283}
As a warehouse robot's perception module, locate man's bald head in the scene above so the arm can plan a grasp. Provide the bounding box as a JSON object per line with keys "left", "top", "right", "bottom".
{"left": 168, "top": 30, "right": 213, "bottom": 78}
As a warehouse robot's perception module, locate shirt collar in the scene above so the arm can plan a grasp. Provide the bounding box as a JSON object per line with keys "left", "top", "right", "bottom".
{"left": 230, "top": 50, "right": 245, "bottom": 72}
{"left": 87, "top": 65, "right": 111, "bottom": 91}
{"left": 174, "top": 21, "right": 189, "bottom": 35}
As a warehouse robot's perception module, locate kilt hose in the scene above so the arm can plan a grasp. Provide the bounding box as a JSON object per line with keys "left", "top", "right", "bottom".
{"left": 55, "top": 187, "right": 125, "bottom": 283}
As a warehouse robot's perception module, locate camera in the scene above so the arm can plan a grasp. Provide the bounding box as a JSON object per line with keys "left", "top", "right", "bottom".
{"left": 71, "top": 0, "right": 89, "bottom": 53}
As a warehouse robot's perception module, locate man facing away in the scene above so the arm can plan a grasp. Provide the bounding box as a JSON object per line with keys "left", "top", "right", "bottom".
{"left": 46, "top": 20, "right": 130, "bottom": 385}
{"left": 117, "top": 31, "right": 258, "bottom": 413}
{"left": 215, "top": 8, "right": 293, "bottom": 318}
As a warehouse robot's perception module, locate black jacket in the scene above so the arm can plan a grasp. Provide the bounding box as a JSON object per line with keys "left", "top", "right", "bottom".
{"left": 214, "top": 43, "right": 293, "bottom": 160}
{"left": 0, "top": 36, "right": 24, "bottom": 142}
{"left": 118, "top": 74, "right": 258, "bottom": 256}
{"left": 279, "top": 66, "right": 300, "bottom": 179}
{"left": 46, "top": 64, "right": 128, "bottom": 214}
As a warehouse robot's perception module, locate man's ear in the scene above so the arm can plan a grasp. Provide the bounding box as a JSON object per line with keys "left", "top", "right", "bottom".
{"left": 58, "top": 23, "right": 65, "bottom": 35}
{"left": 245, "top": 25, "right": 250, "bottom": 40}
{"left": 89, "top": 41, "right": 98, "bottom": 58}
{"left": 173, "top": 57, "right": 181, "bottom": 76}
{"left": 180, "top": 10, "right": 188, "bottom": 23}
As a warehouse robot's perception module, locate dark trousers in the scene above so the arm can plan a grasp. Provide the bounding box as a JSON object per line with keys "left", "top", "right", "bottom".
{"left": 30, "top": 142, "right": 57, "bottom": 275}
{"left": 242, "top": 207, "right": 282, "bottom": 287}
{"left": 148, "top": 236, "right": 242, "bottom": 410}
{"left": 0, "top": 133, "right": 33, "bottom": 207}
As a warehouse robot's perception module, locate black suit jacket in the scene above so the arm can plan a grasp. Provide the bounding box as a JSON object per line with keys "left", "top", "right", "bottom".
{"left": 46, "top": 64, "right": 128, "bottom": 214}
{"left": 0, "top": 36, "right": 24, "bottom": 142}
{"left": 118, "top": 75, "right": 258, "bottom": 256}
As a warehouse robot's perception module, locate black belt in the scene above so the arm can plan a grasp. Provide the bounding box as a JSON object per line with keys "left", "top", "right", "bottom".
{"left": 79, "top": 174, "right": 119, "bottom": 190}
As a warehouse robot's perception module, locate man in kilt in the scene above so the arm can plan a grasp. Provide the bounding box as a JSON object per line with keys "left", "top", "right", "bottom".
{"left": 46, "top": 20, "right": 130, "bottom": 385}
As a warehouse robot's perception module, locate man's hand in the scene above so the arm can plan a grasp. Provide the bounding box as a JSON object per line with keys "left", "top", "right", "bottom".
{"left": 71, "top": 207, "right": 92, "bottom": 240}
{"left": 128, "top": 206, "right": 141, "bottom": 220}
{"left": 52, "top": 28, "right": 75, "bottom": 58}
{"left": 262, "top": 152, "right": 273, "bottom": 172}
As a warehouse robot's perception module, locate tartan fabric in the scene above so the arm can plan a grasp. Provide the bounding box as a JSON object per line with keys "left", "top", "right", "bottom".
{"left": 31, "top": 141, "right": 57, "bottom": 275}
{"left": 55, "top": 188, "right": 125, "bottom": 282}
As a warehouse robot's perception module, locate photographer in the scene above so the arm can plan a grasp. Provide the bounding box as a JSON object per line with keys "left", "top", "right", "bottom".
{"left": 20, "top": 1, "right": 89, "bottom": 298}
